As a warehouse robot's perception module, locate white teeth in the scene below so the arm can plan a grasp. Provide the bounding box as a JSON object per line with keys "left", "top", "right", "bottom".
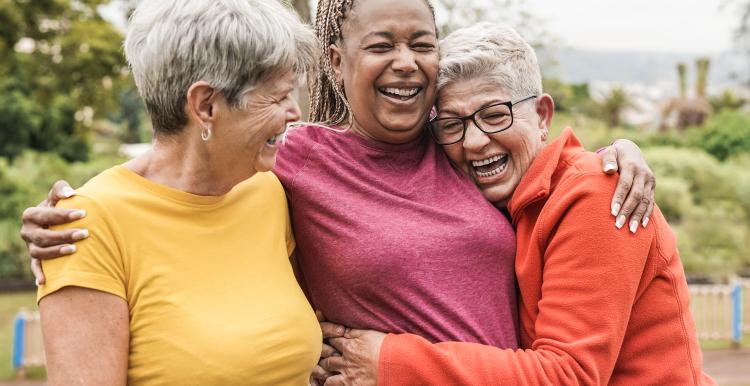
{"left": 380, "top": 87, "right": 420, "bottom": 97}
{"left": 471, "top": 154, "right": 506, "bottom": 167}
{"left": 475, "top": 161, "right": 508, "bottom": 178}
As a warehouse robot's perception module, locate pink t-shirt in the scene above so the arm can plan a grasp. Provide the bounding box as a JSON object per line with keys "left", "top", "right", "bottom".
{"left": 275, "top": 125, "right": 518, "bottom": 348}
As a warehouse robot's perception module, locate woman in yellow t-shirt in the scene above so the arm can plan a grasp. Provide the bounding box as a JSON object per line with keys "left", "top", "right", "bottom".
{"left": 34, "top": 1, "right": 321, "bottom": 384}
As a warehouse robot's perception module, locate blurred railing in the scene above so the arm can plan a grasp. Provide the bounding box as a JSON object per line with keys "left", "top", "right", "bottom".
{"left": 689, "top": 279, "right": 749, "bottom": 347}
{"left": 12, "top": 309, "right": 45, "bottom": 379}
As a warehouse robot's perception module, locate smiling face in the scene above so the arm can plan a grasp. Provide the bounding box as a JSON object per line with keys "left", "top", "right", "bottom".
{"left": 439, "top": 77, "right": 553, "bottom": 207}
{"left": 216, "top": 71, "right": 301, "bottom": 174}
{"left": 330, "top": 0, "right": 439, "bottom": 144}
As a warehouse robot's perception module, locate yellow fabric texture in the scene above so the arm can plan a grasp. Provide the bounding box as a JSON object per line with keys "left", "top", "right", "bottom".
{"left": 38, "top": 166, "right": 321, "bottom": 385}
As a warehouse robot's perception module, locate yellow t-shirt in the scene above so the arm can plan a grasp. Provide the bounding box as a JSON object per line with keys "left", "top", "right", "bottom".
{"left": 38, "top": 166, "right": 321, "bottom": 385}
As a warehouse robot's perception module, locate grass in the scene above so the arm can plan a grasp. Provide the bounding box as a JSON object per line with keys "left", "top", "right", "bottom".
{"left": 0, "top": 291, "right": 45, "bottom": 380}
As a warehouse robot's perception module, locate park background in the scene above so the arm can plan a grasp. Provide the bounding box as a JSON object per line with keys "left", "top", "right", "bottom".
{"left": 1, "top": 0, "right": 750, "bottom": 384}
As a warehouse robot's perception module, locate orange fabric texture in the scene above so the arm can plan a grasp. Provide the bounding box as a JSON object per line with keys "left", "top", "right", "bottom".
{"left": 378, "top": 128, "right": 714, "bottom": 386}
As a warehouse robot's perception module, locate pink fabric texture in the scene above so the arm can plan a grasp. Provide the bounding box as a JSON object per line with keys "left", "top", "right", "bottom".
{"left": 274, "top": 125, "right": 519, "bottom": 348}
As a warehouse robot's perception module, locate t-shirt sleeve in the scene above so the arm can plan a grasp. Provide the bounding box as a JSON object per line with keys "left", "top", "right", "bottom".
{"left": 37, "top": 195, "right": 127, "bottom": 303}
{"left": 274, "top": 127, "right": 316, "bottom": 190}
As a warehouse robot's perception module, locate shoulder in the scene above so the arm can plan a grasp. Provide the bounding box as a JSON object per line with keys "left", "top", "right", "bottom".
{"left": 276, "top": 124, "right": 343, "bottom": 184}
{"left": 55, "top": 167, "right": 129, "bottom": 227}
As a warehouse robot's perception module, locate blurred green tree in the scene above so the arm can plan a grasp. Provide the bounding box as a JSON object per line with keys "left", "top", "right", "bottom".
{"left": 0, "top": 0, "right": 128, "bottom": 161}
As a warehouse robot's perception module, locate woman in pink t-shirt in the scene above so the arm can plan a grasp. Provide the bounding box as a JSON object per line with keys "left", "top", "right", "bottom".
{"left": 20, "top": 0, "right": 657, "bottom": 382}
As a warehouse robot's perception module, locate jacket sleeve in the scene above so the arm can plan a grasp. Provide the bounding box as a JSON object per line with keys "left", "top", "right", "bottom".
{"left": 378, "top": 174, "right": 654, "bottom": 386}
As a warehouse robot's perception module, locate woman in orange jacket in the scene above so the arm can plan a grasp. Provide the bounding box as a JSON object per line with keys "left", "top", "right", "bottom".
{"left": 319, "top": 22, "right": 714, "bottom": 386}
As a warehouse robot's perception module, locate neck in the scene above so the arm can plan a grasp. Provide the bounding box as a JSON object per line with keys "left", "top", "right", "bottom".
{"left": 124, "top": 130, "right": 254, "bottom": 197}
{"left": 347, "top": 118, "right": 425, "bottom": 145}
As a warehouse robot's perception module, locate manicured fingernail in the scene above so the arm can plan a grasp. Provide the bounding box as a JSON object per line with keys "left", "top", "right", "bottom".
{"left": 72, "top": 229, "right": 89, "bottom": 240}
{"left": 611, "top": 203, "right": 621, "bottom": 216}
{"left": 69, "top": 210, "right": 86, "bottom": 220}
{"left": 604, "top": 163, "right": 617, "bottom": 173}
{"left": 337, "top": 326, "right": 345, "bottom": 335}
{"left": 35, "top": 278, "right": 40, "bottom": 287}
{"left": 615, "top": 215, "right": 626, "bottom": 229}
{"left": 642, "top": 217, "right": 650, "bottom": 228}
{"left": 61, "top": 187, "right": 76, "bottom": 198}
{"left": 629, "top": 220, "right": 638, "bottom": 234}
{"left": 60, "top": 245, "right": 77, "bottom": 254}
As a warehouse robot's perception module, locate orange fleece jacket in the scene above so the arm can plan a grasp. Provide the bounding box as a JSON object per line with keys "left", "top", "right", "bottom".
{"left": 378, "top": 128, "right": 714, "bottom": 386}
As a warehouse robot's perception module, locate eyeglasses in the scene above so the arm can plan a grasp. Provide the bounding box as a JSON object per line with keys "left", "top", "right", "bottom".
{"left": 428, "top": 95, "right": 537, "bottom": 145}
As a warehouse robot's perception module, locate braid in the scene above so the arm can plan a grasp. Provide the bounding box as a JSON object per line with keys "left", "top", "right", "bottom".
{"left": 308, "top": 0, "right": 438, "bottom": 126}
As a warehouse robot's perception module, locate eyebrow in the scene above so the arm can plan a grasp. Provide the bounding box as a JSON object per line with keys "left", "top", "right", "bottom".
{"left": 438, "top": 99, "right": 507, "bottom": 117}
{"left": 363, "top": 30, "right": 436, "bottom": 40}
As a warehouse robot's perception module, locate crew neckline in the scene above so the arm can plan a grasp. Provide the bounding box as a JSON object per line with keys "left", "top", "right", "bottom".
{"left": 337, "top": 126, "right": 430, "bottom": 154}
{"left": 112, "top": 165, "right": 231, "bottom": 207}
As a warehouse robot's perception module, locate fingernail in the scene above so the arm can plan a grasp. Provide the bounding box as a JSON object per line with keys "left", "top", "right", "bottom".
{"left": 629, "top": 220, "right": 638, "bottom": 234}
{"left": 72, "top": 229, "right": 89, "bottom": 240}
{"left": 35, "top": 278, "right": 40, "bottom": 287}
{"left": 611, "top": 203, "right": 621, "bottom": 217}
{"left": 61, "top": 187, "right": 76, "bottom": 198}
{"left": 604, "top": 163, "right": 617, "bottom": 173}
{"left": 69, "top": 210, "right": 87, "bottom": 220}
{"left": 615, "top": 215, "right": 626, "bottom": 229}
{"left": 337, "top": 327, "right": 344, "bottom": 335}
{"left": 60, "top": 245, "right": 77, "bottom": 254}
{"left": 642, "top": 217, "right": 650, "bottom": 228}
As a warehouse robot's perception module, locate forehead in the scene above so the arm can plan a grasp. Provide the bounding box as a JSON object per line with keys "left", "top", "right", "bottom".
{"left": 438, "top": 78, "right": 511, "bottom": 114}
{"left": 344, "top": 0, "right": 435, "bottom": 38}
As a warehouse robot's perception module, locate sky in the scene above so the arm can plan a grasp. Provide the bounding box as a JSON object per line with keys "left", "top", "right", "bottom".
{"left": 100, "top": 0, "right": 742, "bottom": 55}
{"left": 528, "top": 0, "right": 740, "bottom": 54}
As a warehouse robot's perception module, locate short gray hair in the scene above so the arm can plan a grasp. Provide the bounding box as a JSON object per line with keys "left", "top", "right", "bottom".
{"left": 125, "top": 0, "right": 318, "bottom": 135}
{"left": 437, "top": 23, "right": 542, "bottom": 101}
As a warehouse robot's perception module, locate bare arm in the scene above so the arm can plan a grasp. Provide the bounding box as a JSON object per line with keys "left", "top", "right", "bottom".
{"left": 39, "top": 286, "right": 129, "bottom": 386}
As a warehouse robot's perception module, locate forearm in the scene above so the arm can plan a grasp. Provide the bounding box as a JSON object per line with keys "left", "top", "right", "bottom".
{"left": 40, "top": 286, "right": 129, "bottom": 386}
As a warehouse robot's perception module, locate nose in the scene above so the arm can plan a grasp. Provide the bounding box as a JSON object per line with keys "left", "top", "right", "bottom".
{"left": 462, "top": 120, "right": 490, "bottom": 152}
{"left": 392, "top": 45, "right": 418, "bottom": 73}
{"left": 286, "top": 98, "right": 302, "bottom": 123}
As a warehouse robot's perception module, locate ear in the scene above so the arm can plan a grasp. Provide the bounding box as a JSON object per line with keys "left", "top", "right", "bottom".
{"left": 329, "top": 44, "right": 344, "bottom": 85}
{"left": 536, "top": 94, "right": 555, "bottom": 141}
{"left": 186, "top": 81, "right": 218, "bottom": 127}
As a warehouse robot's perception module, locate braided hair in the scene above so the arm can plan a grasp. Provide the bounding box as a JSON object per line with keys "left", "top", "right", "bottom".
{"left": 309, "top": 0, "right": 437, "bottom": 126}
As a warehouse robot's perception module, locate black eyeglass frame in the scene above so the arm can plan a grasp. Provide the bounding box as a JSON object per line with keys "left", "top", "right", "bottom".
{"left": 428, "top": 95, "right": 538, "bottom": 145}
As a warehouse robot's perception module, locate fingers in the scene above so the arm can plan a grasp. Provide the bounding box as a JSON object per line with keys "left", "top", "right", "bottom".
{"left": 628, "top": 177, "right": 655, "bottom": 232}
{"left": 319, "top": 355, "right": 345, "bottom": 373}
{"left": 600, "top": 146, "right": 619, "bottom": 174}
{"left": 21, "top": 227, "right": 89, "bottom": 248}
{"left": 323, "top": 375, "right": 345, "bottom": 386}
{"left": 29, "top": 243, "right": 78, "bottom": 260}
{"left": 615, "top": 172, "right": 646, "bottom": 232}
{"left": 47, "top": 180, "right": 75, "bottom": 207}
{"left": 310, "top": 365, "right": 335, "bottom": 385}
{"left": 610, "top": 164, "right": 634, "bottom": 221}
{"left": 320, "top": 321, "right": 346, "bottom": 339}
{"left": 22, "top": 206, "right": 87, "bottom": 229}
{"left": 31, "top": 258, "right": 46, "bottom": 285}
{"left": 321, "top": 343, "right": 339, "bottom": 359}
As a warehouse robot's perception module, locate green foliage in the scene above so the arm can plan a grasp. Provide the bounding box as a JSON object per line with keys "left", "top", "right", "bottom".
{"left": 0, "top": 0, "right": 130, "bottom": 161}
{"left": 687, "top": 110, "right": 750, "bottom": 161}
{"left": 709, "top": 89, "right": 747, "bottom": 112}
{"left": 0, "top": 151, "right": 124, "bottom": 280}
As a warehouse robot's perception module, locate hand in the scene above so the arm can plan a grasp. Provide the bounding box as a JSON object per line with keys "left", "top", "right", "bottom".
{"left": 310, "top": 311, "right": 344, "bottom": 386}
{"left": 320, "top": 329, "right": 386, "bottom": 386}
{"left": 600, "top": 139, "right": 656, "bottom": 233}
{"left": 19, "top": 180, "right": 89, "bottom": 285}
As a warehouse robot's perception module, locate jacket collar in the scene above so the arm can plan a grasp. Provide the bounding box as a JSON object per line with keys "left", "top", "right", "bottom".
{"left": 507, "top": 127, "right": 582, "bottom": 226}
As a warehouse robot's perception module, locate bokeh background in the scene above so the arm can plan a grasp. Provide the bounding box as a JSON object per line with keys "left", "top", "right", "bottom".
{"left": 1, "top": 0, "right": 749, "bottom": 383}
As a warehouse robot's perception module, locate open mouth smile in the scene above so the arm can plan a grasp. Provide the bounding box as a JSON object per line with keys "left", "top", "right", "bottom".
{"left": 378, "top": 87, "right": 422, "bottom": 101}
{"left": 472, "top": 154, "right": 509, "bottom": 178}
